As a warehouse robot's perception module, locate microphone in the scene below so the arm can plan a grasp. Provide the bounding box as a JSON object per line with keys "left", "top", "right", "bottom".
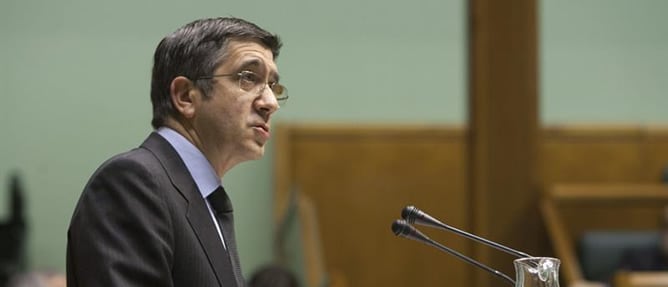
{"left": 402, "top": 205, "right": 531, "bottom": 258}
{"left": 392, "top": 220, "right": 515, "bottom": 286}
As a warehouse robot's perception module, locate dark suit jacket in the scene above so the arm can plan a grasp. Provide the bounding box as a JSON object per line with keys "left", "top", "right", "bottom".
{"left": 67, "top": 133, "right": 242, "bottom": 287}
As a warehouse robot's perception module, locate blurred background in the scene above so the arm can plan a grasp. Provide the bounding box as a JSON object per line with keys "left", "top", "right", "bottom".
{"left": 1, "top": 0, "right": 667, "bottom": 287}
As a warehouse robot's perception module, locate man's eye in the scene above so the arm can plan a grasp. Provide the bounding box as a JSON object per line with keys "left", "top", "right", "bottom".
{"left": 239, "top": 71, "right": 260, "bottom": 84}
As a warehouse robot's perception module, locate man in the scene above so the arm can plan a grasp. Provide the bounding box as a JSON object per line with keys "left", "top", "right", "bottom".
{"left": 67, "top": 17, "right": 287, "bottom": 287}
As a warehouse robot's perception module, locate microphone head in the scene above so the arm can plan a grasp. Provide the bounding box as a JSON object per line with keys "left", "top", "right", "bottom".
{"left": 391, "top": 219, "right": 432, "bottom": 244}
{"left": 391, "top": 219, "right": 410, "bottom": 236}
{"left": 401, "top": 205, "right": 420, "bottom": 224}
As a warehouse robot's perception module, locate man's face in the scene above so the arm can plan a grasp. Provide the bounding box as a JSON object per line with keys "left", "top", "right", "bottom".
{"left": 192, "top": 39, "right": 280, "bottom": 167}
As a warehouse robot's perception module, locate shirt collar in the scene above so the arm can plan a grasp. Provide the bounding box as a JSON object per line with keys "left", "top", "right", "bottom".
{"left": 157, "top": 127, "right": 221, "bottom": 198}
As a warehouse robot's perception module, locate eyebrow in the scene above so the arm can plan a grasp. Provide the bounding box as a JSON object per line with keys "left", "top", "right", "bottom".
{"left": 238, "top": 58, "right": 280, "bottom": 82}
{"left": 239, "top": 59, "right": 261, "bottom": 70}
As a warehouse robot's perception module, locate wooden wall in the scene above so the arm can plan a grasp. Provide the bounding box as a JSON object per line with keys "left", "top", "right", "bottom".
{"left": 468, "top": 0, "right": 539, "bottom": 284}
{"left": 274, "top": 124, "right": 668, "bottom": 287}
{"left": 543, "top": 125, "right": 668, "bottom": 184}
{"left": 274, "top": 124, "right": 470, "bottom": 287}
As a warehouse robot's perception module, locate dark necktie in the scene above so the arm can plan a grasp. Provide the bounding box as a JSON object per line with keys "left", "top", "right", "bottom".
{"left": 207, "top": 186, "right": 244, "bottom": 287}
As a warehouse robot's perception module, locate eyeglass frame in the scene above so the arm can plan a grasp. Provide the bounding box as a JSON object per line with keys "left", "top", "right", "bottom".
{"left": 195, "top": 70, "right": 289, "bottom": 102}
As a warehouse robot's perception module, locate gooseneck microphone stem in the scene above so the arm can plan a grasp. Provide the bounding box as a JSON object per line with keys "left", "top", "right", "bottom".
{"left": 392, "top": 220, "right": 515, "bottom": 286}
{"left": 402, "top": 206, "right": 531, "bottom": 258}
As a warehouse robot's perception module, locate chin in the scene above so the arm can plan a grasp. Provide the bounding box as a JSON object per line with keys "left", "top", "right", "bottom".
{"left": 239, "top": 139, "right": 267, "bottom": 161}
{"left": 247, "top": 145, "right": 265, "bottom": 160}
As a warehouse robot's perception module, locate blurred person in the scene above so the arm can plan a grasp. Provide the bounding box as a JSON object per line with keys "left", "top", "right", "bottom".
{"left": 0, "top": 173, "right": 27, "bottom": 286}
{"left": 67, "top": 17, "right": 287, "bottom": 287}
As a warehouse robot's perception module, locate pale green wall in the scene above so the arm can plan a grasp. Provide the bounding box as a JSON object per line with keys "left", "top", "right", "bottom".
{"left": 540, "top": 0, "right": 668, "bottom": 124}
{"left": 0, "top": 0, "right": 466, "bottom": 277}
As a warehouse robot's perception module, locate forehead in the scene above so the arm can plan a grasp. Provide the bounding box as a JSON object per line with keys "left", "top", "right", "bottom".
{"left": 218, "top": 39, "right": 278, "bottom": 73}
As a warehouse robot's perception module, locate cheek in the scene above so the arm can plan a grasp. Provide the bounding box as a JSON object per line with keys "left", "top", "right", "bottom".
{"left": 209, "top": 92, "right": 255, "bottom": 127}
{"left": 228, "top": 99, "right": 254, "bottom": 119}
{"left": 218, "top": 103, "right": 249, "bottom": 130}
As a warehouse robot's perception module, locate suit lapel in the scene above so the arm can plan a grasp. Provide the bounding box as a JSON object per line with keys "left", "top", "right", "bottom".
{"left": 141, "top": 133, "right": 237, "bottom": 287}
{"left": 185, "top": 198, "right": 238, "bottom": 287}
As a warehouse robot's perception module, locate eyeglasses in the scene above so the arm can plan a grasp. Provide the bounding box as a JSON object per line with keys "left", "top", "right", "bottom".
{"left": 197, "top": 70, "right": 288, "bottom": 103}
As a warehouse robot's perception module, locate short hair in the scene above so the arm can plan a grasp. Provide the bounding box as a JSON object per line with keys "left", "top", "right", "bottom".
{"left": 150, "top": 17, "right": 282, "bottom": 129}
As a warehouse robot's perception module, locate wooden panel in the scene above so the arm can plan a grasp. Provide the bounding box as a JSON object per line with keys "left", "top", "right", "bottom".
{"left": 541, "top": 198, "right": 582, "bottom": 283}
{"left": 274, "top": 124, "right": 668, "bottom": 287}
{"left": 276, "top": 124, "right": 469, "bottom": 287}
{"left": 468, "top": 0, "right": 539, "bottom": 285}
{"left": 641, "top": 128, "right": 668, "bottom": 182}
{"left": 543, "top": 126, "right": 647, "bottom": 184}
{"left": 614, "top": 272, "right": 668, "bottom": 287}
{"left": 551, "top": 184, "right": 668, "bottom": 242}
{"left": 550, "top": 184, "right": 668, "bottom": 202}
{"left": 542, "top": 126, "right": 668, "bottom": 185}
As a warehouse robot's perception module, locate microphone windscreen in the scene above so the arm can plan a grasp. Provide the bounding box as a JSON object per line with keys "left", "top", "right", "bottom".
{"left": 401, "top": 206, "right": 418, "bottom": 223}
{"left": 391, "top": 219, "right": 408, "bottom": 236}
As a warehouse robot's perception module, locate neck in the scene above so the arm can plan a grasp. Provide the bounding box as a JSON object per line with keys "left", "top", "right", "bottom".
{"left": 162, "top": 118, "right": 238, "bottom": 177}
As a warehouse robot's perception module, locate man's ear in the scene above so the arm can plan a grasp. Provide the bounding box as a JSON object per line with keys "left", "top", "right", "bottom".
{"left": 170, "top": 76, "right": 198, "bottom": 119}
